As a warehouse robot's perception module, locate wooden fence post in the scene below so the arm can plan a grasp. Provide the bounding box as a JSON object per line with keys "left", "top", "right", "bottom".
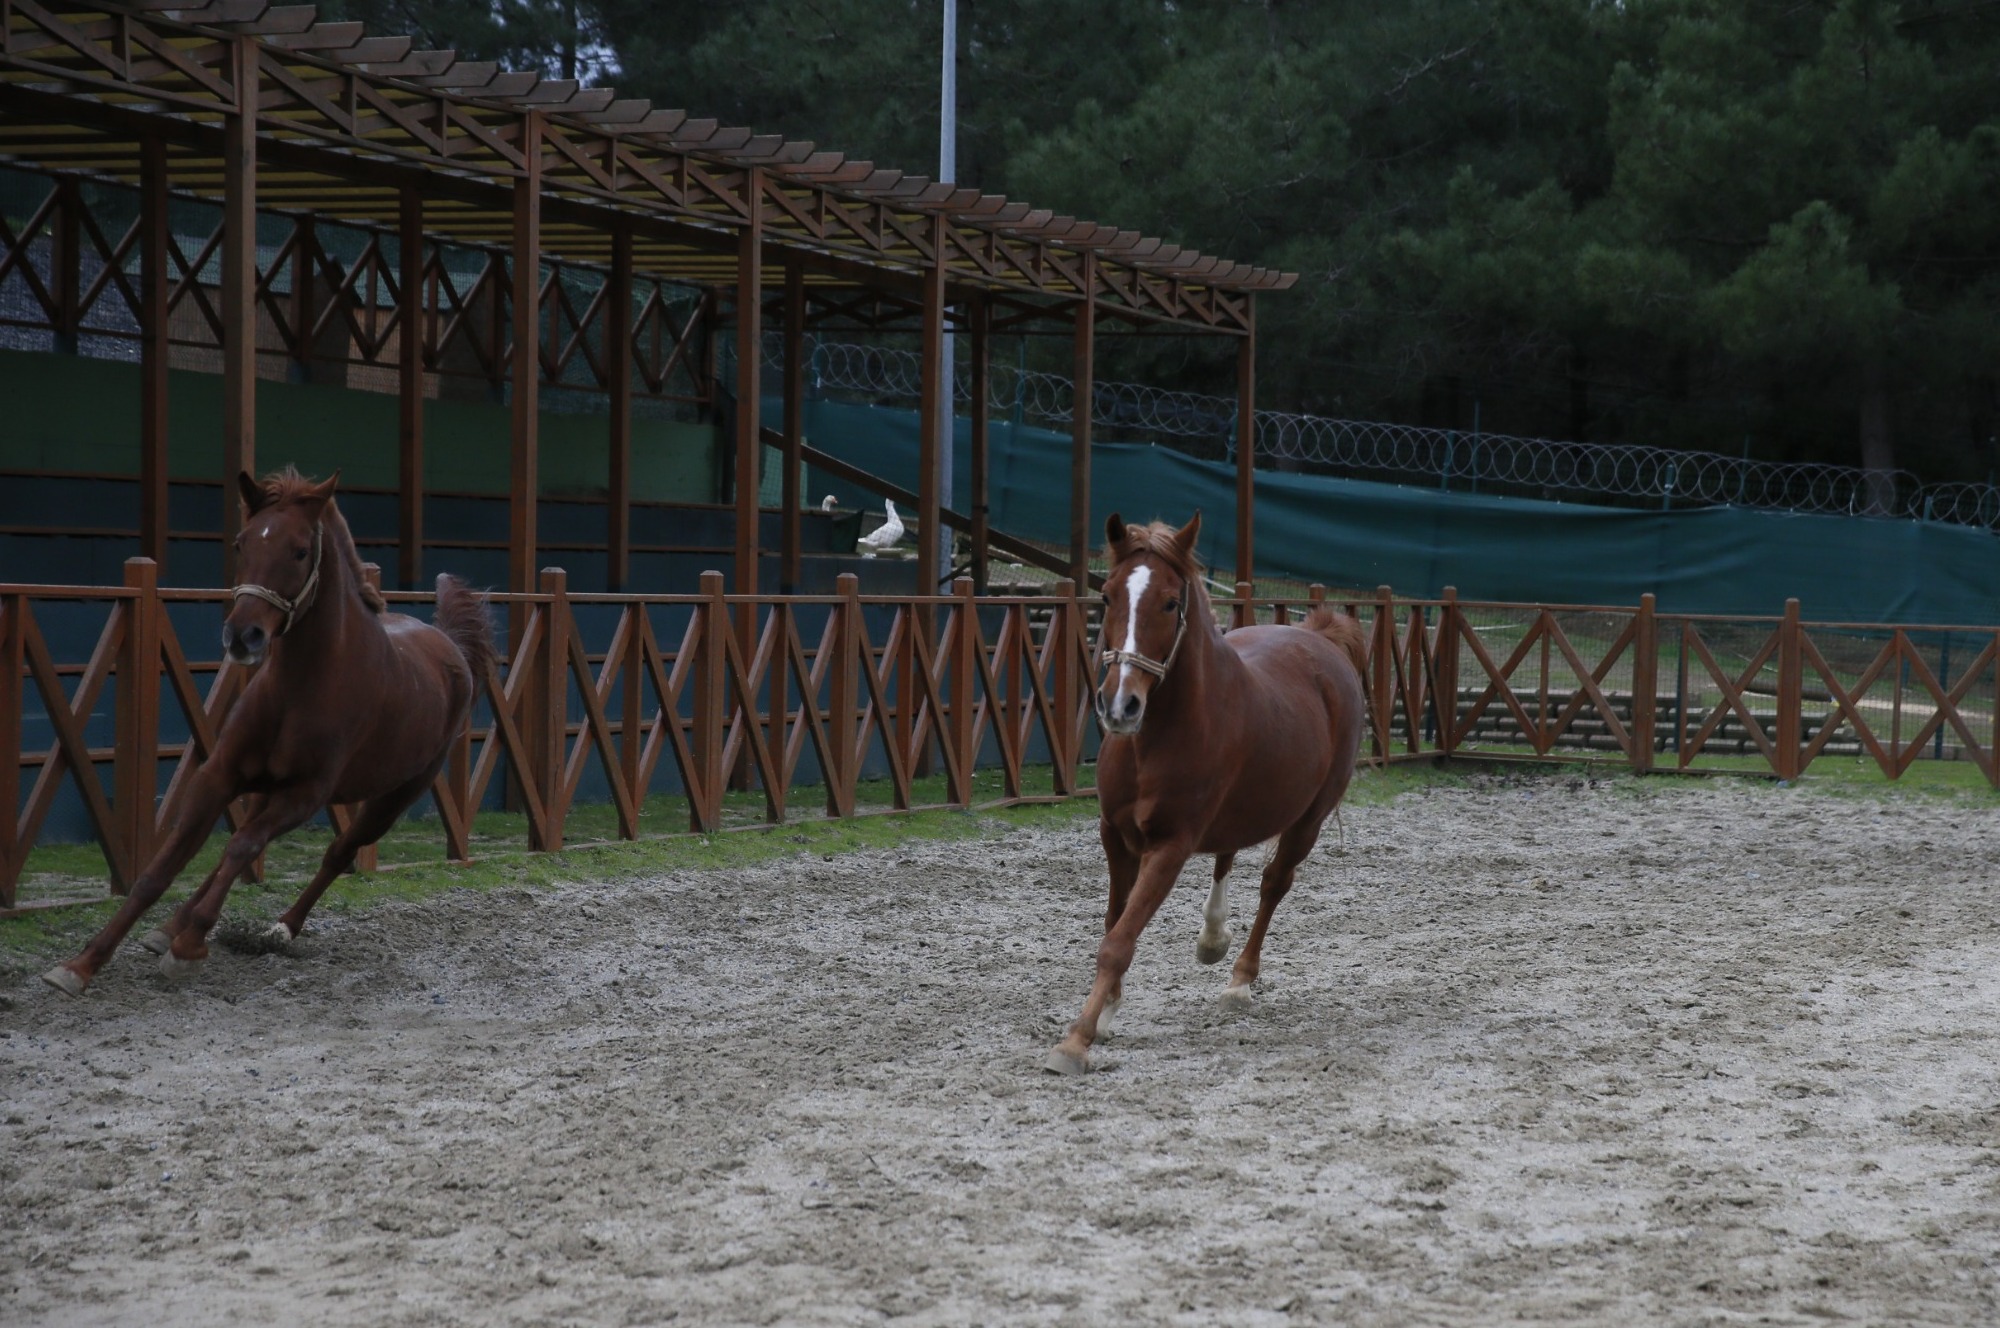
{"left": 535, "top": 567, "right": 570, "bottom": 850}
{"left": 692, "top": 571, "right": 727, "bottom": 833}
{"left": 1778, "top": 597, "right": 1803, "bottom": 781}
{"left": 1233, "top": 580, "right": 1254, "bottom": 631}
{"left": 1438, "top": 586, "right": 1461, "bottom": 757}
{"left": 1632, "top": 592, "right": 1658, "bottom": 774}
{"left": 1052, "top": 577, "right": 1079, "bottom": 793}
{"left": 1, "top": 590, "right": 26, "bottom": 905}
{"left": 113, "top": 557, "right": 161, "bottom": 892}
{"left": 621, "top": 603, "right": 643, "bottom": 836}
{"left": 952, "top": 576, "right": 978, "bottom": 806}
{"left": 829, "top": 573, "right": 860, "bottom": 817}
{"left": 1371, "top": 585, "right": 1396, "bottom": 761}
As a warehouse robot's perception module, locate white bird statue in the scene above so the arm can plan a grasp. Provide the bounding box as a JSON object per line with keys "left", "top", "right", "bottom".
{"left": 856, "top": 499, "right": 904, "bottom": 557}
{"left": 820, "top": 494, "right": 838, "bottom": 512}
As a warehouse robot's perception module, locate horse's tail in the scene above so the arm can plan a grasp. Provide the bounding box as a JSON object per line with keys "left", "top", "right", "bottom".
{"left": 1301, "top": 606, "right": 1369, "bottom": 686}
{"left": 433, "top": 575, "right": 497, "bottom": 691}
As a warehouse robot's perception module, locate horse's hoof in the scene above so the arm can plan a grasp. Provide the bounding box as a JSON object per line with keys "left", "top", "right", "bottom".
{"left": 158, "top": 952, "right": 204, "bottom": 982}
{"left": 1095, "top": 999, "right": 1120, "bottom": 1040}
{"left": 264, "top": 921, "right": 296, "bottom": 947}
{"left": 1044, "top": 1044, "right": 1091, "bottom": 1076}
{"left": 41, "top": 965, "right": 88, "bottom": 998}
{"left": 138, "top": 928, "right": 173, "bottom": 956}
{"left": 1195, "top": 934, "right": 1231, "bottom": 966}
{"left": 1220, "top": 983, "right": 1255, "bottom": 1010}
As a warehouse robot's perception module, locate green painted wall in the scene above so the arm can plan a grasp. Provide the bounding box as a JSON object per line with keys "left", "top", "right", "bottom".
{"left": 0, "top": 348, "right": 719, "bottom": 500}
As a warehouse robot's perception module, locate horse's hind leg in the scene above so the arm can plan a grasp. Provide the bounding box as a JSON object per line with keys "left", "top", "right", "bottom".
{"left": 1196, "top": 852, "right": 1237, "bottom": 965}
{"left": 1224, "top": 819, "right": 1324, "bottom": 1006}
{"left": 270, "top": 768, "right": 435, "bottom": 944}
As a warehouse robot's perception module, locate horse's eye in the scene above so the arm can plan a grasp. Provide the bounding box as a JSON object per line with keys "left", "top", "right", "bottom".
{"left": 294, "top": 546, "right": 309, "bottom": 561}
{"left": 1163, "top": 598, "right": 1180, "bottom": 613}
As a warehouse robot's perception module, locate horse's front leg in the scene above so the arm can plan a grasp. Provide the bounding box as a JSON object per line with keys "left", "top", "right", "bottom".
{"left": 159, "top": 783, "right": 328, "bottom": 978}
{"left": 1048, "top": 842, "right": 1192, "bottom": 1075}
{"left": 1095, "top": 822, "right": 1140, "bottom": 1040}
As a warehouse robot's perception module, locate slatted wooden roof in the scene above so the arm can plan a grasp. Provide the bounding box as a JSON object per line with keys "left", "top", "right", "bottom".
{"left": 0, "top": 1, "right": 1293, "bottom": 333}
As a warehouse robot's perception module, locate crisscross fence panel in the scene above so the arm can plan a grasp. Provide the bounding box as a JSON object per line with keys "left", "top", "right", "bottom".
{"left": 3, "top": 560, "right": 1098, "bottom": 909}
{"left": 11, "top": 565, "right": 2000, "bottom": 910}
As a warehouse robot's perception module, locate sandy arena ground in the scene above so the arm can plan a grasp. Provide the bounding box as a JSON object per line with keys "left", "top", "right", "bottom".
{"left": 4, "top": 772, "right": 2000, "bottom": 1326}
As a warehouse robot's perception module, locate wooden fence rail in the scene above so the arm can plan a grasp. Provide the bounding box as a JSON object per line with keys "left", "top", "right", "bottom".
{"left": 8, "top": 566, "right": 1999, "bottom": 909}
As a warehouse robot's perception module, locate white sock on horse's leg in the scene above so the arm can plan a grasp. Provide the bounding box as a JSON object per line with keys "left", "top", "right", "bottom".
{"left": 1196, "top": 873, "right": 1232, "bottom": 965}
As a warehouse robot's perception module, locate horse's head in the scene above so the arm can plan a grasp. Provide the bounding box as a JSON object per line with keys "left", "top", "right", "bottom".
{"left": 1096, "top": 511, "right": 1202, "bottom": 737}
{"left": 222, "top": 468, "right": 338, "bottom": 666}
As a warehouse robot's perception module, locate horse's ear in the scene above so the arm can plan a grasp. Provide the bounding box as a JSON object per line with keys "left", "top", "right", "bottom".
{"left": 237, "top": 470, "right": 266, "bottom": 514}
{"left": 1172, "top": 510, "right": 1202, "bottom": 558}
{"left": 302, "top": 469, "right": 340, "bottom": 509}
{"left": 1104, "top": 513, "right": 1127, "bottom": 552}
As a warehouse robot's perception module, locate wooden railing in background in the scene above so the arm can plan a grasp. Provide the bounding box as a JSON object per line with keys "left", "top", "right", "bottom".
{"left": 9, "top": 567, "right": 1999, "bottom": 909}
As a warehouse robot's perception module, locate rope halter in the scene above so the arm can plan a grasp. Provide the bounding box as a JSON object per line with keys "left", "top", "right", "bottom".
{"left": 231, "top": 521, "right": 324, "bottom": 636}
{"left": 1098, "top": 586, "right": 1190, "bottom": 682}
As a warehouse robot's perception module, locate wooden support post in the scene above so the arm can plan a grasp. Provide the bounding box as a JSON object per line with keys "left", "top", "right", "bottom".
{"left": 970, "top": 295, "right": 991, "bottom": 593}
{"left": 509, "top": 114, "right": 543, "bottom": 600}
{"left": 53, "top": 176, "right": 80, "bottom": 354}
{"left": 919, "top": 223, "right": 947, "bottom": 596}
{"left": 608, "top": 225, "right": 634, "bottom": 590}
{"left": 397, "top": 186, "right": 426, "bottom": 588}
{"left": 1069, "top": 257, "right": 1096, "bottom": 588}
{"left": 692, "top": 570, "right": 728, "bottom": 833}
{"left": 951, "top": 577, "right": 978, "bottom": 806}
{"left": 1236, "top": 298, "right": 1257, "bottom": 588}
{"left": 352, "top": 562, "right": 386, "bottom": 871}
{"left": 290, "top": 215, "right": 315, "bottom": 382}
{"left": 1632, "top": 593, "right": 1658, "bottom": 773}
{"left": 221, "top": 37, "right": 259, "bottom": 585}
{"left": 1233, "top": 580, "right": 1254, "bottom": 632}
{"left": 829, "top": 572, "right": 860, "bottom": 818}
{"left": 619, "top": 604, "right": 643, "bottom": 837}
{"left": 139, "top": 136, "right": 170, "bottom": 571}
{"left": 534, "top": 567, "right": 569, "bottom": 850}
{"left": 112, "top": 558, "right": 161, "bottom": 893}
{"left": 781, "top": 263, "right": 805, "bottom": 594}
{"left": 734, "top": 170, "right": 764, "bottom": 603}
{"left": 1778, "top": 597, "right": 1803, "bottom": 781}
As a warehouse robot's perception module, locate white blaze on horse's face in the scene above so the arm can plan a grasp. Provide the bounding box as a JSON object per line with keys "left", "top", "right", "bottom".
{"left": 1098, "top": 561, "right": 1178, "bottom": 737}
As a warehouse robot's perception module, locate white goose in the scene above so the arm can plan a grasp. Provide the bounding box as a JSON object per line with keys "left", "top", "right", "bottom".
{"left": 820, "top": 494, "right": 838, "bottom": 512}
{"left": 856, "top": 500, "right": 905, "bottom": 557}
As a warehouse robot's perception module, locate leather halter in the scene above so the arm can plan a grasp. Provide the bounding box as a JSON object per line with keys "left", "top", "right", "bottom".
{"left": 1099, "top": 585, "right": 1189, "bottom": 681}
{"left": 231, "top": 521, "right": 323, "bottom": 636}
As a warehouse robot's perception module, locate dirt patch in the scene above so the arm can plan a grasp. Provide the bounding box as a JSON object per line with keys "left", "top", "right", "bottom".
{"left": 4, "top": 777, "right": 2000, "bottom": 1325}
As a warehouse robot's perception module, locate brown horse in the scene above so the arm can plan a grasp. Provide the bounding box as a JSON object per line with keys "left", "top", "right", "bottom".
{"left": 1047, "top": 512, "right": 1368, "bottom": 1074}
{"left": 43, "top": 468, "right": 494, "bottom": 996}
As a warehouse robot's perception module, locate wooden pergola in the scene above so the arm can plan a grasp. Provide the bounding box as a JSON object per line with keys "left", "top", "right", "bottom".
{"left": 0, "top": 0, "right": 1292, "bottom": 599}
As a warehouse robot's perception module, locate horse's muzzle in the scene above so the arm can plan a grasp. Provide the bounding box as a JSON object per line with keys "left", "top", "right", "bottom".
{"left": 1097, "top": 686, "right": 1146, "bottom": 736}
{"left": 221, "top": 621, "right": 268, "bottom": 666}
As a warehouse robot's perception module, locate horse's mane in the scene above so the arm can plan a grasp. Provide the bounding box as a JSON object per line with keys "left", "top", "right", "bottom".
{"left": 254, "top": 466, "right": 387, "bottom": 614}
{"left": 1109, "top": 521, "right": 1217, "bottom": 632}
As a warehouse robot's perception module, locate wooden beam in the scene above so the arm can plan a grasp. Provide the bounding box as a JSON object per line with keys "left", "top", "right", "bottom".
{"left": 1069, "top": 253, "right": 1096, "bottom": 586}
{"left": 607, "top": 223, "right": 633, "bottom": 591}
{"left": 220, "top": 36, "right": 258, "bottom": 585}
{"left": 509, "top": 113, "right": 542, "bottom": 597}
{"left": 969, "top": 293, "right": 990, "bottom": 592}
{"left": 918, "top": 218, "right": 946, "bottom": 596}
{"left": 139, "top": 135, "right": 169, "bottom": 570}
{"left": 1235, "top": 296, "right": 1256, "bottom": 588}
{"left": 733, "top": 169, "right": 763, "bottom": 598}
{"left": 397, "top": 183, "right": 424, "bottom": 588}
{"left": 781, "top": 262, "right": 804, "bottom": 593}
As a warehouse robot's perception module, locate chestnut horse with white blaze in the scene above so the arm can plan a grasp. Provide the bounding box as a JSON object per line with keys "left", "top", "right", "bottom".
{"left": 1047, "top": 511, "right": 1367, "bottom": 1074}
{"left": 43, "top": 468, "right": 495, "bottom": 997}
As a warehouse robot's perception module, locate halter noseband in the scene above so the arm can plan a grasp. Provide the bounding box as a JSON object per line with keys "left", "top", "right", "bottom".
{"left": 1099, "top": 585, "right": 1189, "bottom": 681}
{"left": 231, "top": 521, "right": 324, "bottom": 636}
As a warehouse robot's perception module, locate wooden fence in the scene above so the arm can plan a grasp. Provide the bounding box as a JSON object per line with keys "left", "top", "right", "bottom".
{"left": 8, "top": 566, "right": 2000, "bottom": 909}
